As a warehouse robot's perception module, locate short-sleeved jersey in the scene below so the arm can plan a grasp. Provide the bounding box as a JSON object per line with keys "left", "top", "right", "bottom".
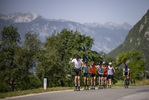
{"left": 123, "top": 68, "right": 130, "bottom": 72}
{"left": 72, "top": 58, "right": 82, "bottom": 69}
{"left": 83, "top": 65, "right": 89, "bottom": 73}
{"left": 90, "top": 66, "right": 96, "bottom": 74}
{"left": 97, "top": 65, "right": 104, "bottom": 75}
{"left": 103, "top": 65, "right": 108, "bottom": 75}
{"left": 108, "top": 66, "right": 114, "bottom": 75}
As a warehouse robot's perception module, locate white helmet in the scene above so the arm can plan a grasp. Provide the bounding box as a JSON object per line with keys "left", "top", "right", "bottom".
{"left": 109, "top": 62, "right": 112, "bottom": 65}
{"left": 103, "top": 62, "right": 105, "bottom": 64}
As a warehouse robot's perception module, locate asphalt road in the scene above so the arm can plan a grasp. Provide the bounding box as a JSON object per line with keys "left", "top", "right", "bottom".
{"left": 2, "top": 86, "right": 149, "bottom": 100}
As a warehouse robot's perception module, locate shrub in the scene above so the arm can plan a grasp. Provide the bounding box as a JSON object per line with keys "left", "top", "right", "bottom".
{"left": 0, "top": 82, "right": 11, "bottom": 93}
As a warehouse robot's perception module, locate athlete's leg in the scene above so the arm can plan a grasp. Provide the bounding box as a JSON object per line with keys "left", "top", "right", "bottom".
{"left": 99, "top": 77, "right": 101, "bottom": 85}
{"left": 94, "top": 76, "right": 96, "bottom": 86}
{"left": 84, "top": 77, "right": 86, "bottom": 85}
{"left": 127, "top": 75, "right": 129, "bottom": 85}
{"left": 104, "top": 77, "right": 107, "bottom": 87}
{"left": 87, "top": 77, "right": 89, "bottom": 89}
{"left": 75, "top": 76, "right": 77, "bottom": 86}
{"left": 84, "top": 76, "right": 86, "bottom": 89}
{"left": 109, "top": 78, "right": 111, "bottom": 85}
{"left": 87, "top": 77, "right": 89, "bottom": 86}
{"left": 78, "top": 76, "right": 80, "bottom": 86}
{"left": 91, "top": 77, "right": 93, "bottom": 86}
{"left": 78, "top": 76, "right": 80, "bottom": 91}
{"left": 74, "top": 76, "right": 78, "bottom": 90}
{"left": 101, "top": 77, "right": 103, "bottom": 86}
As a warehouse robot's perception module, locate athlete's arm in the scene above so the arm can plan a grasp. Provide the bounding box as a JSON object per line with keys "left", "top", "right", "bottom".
{"left": 69, "top": 59, "right": 74, "bottom": 64}
{"left": 90, "top": 65, "right": 92, "bottom": 68}
{"left": 95, "top": 66, "right": 98, "bottom": 70}
{"left": 127, "top": 69, "right": 130, "bottom": 76}
{"left": 113, "top": 67, "right": 115, "bottom": 73}
{"left": 127, "top": 72, "right": 129, "bottom": 77}
{"left": 123, "top": 72, "right": 125, "bottom": 76}
{"left": 69, "top": 61, "right": 73, "bottom": 64}
{"left": 81, "top": 60, "right": 84, "bottom": 65}
{"left": 123, "top": 69, "right": 125, "bottom": 76}
{"left": 81, "top": 64, "right": 84, "bottom": 68}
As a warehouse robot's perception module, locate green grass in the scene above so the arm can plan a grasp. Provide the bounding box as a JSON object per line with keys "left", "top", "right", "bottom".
{"left": 0, "top": 87, "right": 74, "bottom": 99}
{"left": 114, "top": 79, "right": 149, "bottom": 87}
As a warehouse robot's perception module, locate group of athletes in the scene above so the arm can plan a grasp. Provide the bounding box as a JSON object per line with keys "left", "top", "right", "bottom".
{"left": 69, "top": 55, "right": 130, "bottom": 91}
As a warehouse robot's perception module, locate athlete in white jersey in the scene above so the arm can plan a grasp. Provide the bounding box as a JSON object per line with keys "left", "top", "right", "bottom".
{"left": 96, "top": 62, "right": 104, "bottom": 89}
{"left": 107, "top": 62, "right": 115, "bottom": 88}
{"left": 69, "top": 55, "right": 83, "bottom": 91}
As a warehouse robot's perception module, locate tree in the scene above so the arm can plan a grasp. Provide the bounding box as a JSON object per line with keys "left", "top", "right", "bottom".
{"left": 116, "top": 50, "right": 145, "bottom": 80}
{"left": 0, "top": 26, "right": 21, "bottom": 91}
{"left": 36, "top": 33, "right": 66, "bottom": 87}
{"left": 15, "top": 32, "right": 42, "bottom": 90}
{"left": 36, "top": 29, "right": 95, "bottom": 87}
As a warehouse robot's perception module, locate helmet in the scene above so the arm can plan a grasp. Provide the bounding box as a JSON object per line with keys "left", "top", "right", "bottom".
{"left": 75, "top": 55, "right": 79, "bottom": 58}
{"left": 84, "top": 60, "right": 88, "bottom": 63}
{"left": 124, "top": 64, "right": 128, "bottom": 68}
{"left": 103, "top": 62, "right": 105, "bottom": 64}
{"left": 109, "top": 62, "right": 112, "bottom": 65}
{"left": 98, "top": 62, "right": 101, "bottom": 65}
{"left": 91, "top": 62, "right": 94, "bottom": 66}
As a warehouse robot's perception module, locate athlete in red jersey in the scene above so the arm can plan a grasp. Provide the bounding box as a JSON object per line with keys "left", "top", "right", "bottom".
{"left": 103, "top": 62, "right": 108, "bottom": 88}
{"left": 90, "top": 62, "right": 97, "bottom": 89}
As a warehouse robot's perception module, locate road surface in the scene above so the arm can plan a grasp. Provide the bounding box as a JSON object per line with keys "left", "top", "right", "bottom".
{"left": 2, "top": 86, "right": 149, "bottom": 100}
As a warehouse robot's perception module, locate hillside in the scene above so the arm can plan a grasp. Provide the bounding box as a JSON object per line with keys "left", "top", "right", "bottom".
{"left": 0, "top": 12, "right": 131, "bottom": 53}
{"left": 108, "top": 10, "right": 149, "bottom": 70}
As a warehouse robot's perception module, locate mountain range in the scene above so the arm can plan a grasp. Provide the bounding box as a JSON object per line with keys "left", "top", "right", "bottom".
{"left": 108, "top": 10, "right": 149, "bottom": 70}
{"left": 0, "top": 12, "right": 132, "bottom": 53}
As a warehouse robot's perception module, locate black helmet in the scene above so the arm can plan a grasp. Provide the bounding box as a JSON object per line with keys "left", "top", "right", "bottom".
{"left": 98, "top": 62, "right": 101, "bottom": 65}
{"left": 84, "top": 60, "right": 88, "bottom": 63}
{"left": 75, "top": 55, "right": 79, "bottom": 58}
{"left": 124, "top": 64, "right": 128, "bottom": 68}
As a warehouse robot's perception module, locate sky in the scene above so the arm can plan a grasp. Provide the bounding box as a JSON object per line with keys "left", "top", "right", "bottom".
{"left": 0, "top": 0, "right": 149, "bottom": 25}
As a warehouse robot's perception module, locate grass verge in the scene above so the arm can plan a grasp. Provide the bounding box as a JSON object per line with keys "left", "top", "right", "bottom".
{"left": 0, "top": 87, "right": 74, "bottom": 99}
{"left": 114, "top": 79, "right": 149, "bottom": 87}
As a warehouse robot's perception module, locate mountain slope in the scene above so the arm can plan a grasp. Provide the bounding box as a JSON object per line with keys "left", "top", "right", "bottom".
{"left": 0, "top": 12, "right": 131, "bottom": 53}
{"left": 108, "top": 10, "right": 149, "bottom": 70}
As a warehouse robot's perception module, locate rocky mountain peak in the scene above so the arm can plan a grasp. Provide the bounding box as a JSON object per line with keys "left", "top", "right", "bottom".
{"left": 0, "top": 12, "right": 39, "bottom": 23}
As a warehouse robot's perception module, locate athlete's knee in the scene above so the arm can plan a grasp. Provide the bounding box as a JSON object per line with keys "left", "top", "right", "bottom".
{"left": 101, "top": 77, "right": 103, "bottom": 80}
{"left": 87, "top": 78, "right": 89, "bottom": 81}
{"left": 78, "top": 77, "right": 80, "bottom": 80}
{"left": 94, "top": 78, "right": 96, "bottom": 81}
{"left": 75, "top": 76, "right": 77, "bottom": 78}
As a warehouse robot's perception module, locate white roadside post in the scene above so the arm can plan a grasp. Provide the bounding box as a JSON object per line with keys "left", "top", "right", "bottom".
{"left": 44, "top": 76, "right": 47, "bottom": 90}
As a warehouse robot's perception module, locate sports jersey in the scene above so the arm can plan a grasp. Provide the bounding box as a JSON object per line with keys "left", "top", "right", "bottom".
{"left": 83, "top": 65, "right": 89, "bottom": 73}
{"left": 108, "top": 66, "right": 114, "bottom": 75}
{"left": 72, "top": 58, "right": 82, "bottom": 69}
{"left": 103, "top": 65, "right": 108, "bottom": 75}
{"left": 97, "top": 65, "right": 103, "bottom": 75}
{"left": 90, "top": 66, "right": 96, "bottom": 74}
{"left": 123, "top": 68, "right": 130, "bottom": 72}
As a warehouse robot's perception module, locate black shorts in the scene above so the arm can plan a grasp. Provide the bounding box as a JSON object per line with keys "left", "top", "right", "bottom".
{"left": 98, "top": 74, "right": 103, "bottom": 77}
{"left": 84, "top": 73, "right": 89, "bottom": 77}
{"left": 125, "top": 72, "right": 129, "bottom": 76}
{"left": 103, "top": 75, "right": 107, "bottom": 77}
{"left": 74, "top": 69, "right": 81, "bottom": 76}
{"left": 108, "top": 75, "right": 113, "bottom": 79}
{"left": 91, "top": 74, "right": 95, "bottom": 77}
